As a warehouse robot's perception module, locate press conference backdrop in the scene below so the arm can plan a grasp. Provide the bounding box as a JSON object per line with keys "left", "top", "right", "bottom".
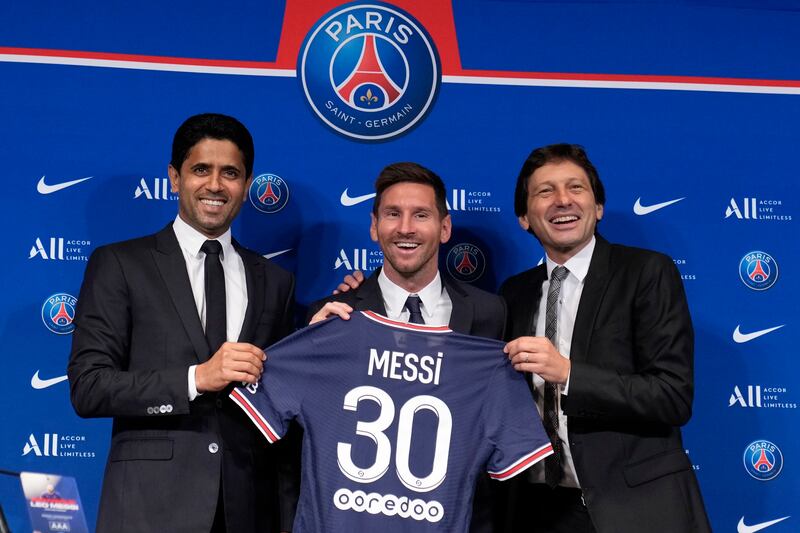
{"left": 1, "top": 0, "right": 797, "bottom": 531}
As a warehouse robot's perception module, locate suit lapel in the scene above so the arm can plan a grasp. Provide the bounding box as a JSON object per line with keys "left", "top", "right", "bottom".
{"left": 353, "top": 270, "right": 388, "bottom": 314}
{"left": 152, "top": 224, "right": 210, "bottom": 362}
{"left": 235, "top": 242, "right": 264, "bottom": 344}
{"left": 571, "top": 236, "right": 612, "bottom": 363}
{"left": 443, "top": 276, "right": 472, "bottom": 334}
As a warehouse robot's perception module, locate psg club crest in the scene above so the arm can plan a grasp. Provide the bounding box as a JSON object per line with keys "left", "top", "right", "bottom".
{"left": 738, "top": 251, "right": 778, "bottom": 291}
{"left": 248, "top": 174, "right": 290, "bottom": 213}
{"left": 41, "top": 293, "right": 77, "bottom": 334}
{"left": 743, "top": 439, "right": 783, "bottom": 481}
{"left": 298, "top": 1, "right": 441, "bottom": 141}
{"left": 446, "top": 243, "right": 486, "bottom": 283}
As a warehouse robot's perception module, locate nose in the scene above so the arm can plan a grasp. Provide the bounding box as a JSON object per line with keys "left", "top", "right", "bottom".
{"left": 397, "top": 213, "right": 415, "bottom": 234}
{"left": 206, "top": 172, "right": 223, "bottom": 192}
{"left": 554, "top": 186, "right": 572, "bottom": 206}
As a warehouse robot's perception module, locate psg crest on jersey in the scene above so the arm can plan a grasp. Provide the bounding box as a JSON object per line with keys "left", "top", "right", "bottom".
{"left": 41, "top": 293, "right": 77, "bottom": 334}
{"left": 743, "top": 439, "right": 783, "bottom": 481}
{"left": 446, "top": 243, "right": 486, "bottom": 283}
{"left": 298, "top": 1, "right": 441, "bottom": 141}
{"left": 738, "top": 251, "right": 778, "bottom": 291}
{"left": 248, "top": 174, "right": 290, "bottom": 213}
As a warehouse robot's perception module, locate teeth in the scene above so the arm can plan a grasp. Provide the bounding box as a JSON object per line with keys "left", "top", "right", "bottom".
{"left": 552, "top": 215, "right": 578, "bottom": 224}
{"left": 201, "top": 199, "right": 224, "bottom": 206}
{"left": 396, "top": 242, "right": 419, "bottom": 249}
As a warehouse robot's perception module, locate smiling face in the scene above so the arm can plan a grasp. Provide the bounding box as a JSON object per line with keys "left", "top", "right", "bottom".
{"left": 370, "top": 182, "right": 452, "bottom": 292}
{"left": 168, "top": 138, "right": 251, "bottom": 239}
{"left": 518, "top": 160, "right": 604, "bottom": 264}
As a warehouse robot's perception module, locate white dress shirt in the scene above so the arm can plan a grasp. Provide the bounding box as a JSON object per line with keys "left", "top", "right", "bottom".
{"left": 377, "top": 268, "right": 453, "bottom": 326}
{"left": 529, "top": 236, "right": 596, "bottom": 488}
{"left": 172, "top": 215, "right": 248, "bottom": 400}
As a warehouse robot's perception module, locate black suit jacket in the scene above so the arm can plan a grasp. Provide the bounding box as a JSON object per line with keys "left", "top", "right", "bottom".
{"left": 308, "top": 268, "right": 506, "bottom": 532}
{"left": 68, "top": 224, "right": 297, "bottom": 533}
{"left": 500, "top": 236, "right": 710, "bottom": 533}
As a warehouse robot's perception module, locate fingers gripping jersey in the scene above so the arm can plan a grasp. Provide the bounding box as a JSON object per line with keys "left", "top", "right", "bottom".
{"left": 231, "top": 311, "right": 552, "bottom": 532}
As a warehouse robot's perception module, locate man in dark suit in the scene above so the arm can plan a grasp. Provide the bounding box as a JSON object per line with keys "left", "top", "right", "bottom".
{"left": 308, "top": 162, "right": 505, "bottom": 531}
{"left": 501, "top": 143, "right": 710, "bottom": 532}
{"left": 68, "top": 113, "right": 297, "bottom": 533}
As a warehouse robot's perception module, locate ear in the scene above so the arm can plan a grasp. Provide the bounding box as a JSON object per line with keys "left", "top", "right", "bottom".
{"left": 369, "top": 213, "right": 378, "bottom": 243}
{"left": 440, "top": 214, "right": 452, "bottom": 244}
{"left": 518, "top": 215, "right": 531, "bottom": 231}
{"left": 167, "top": 165, "right": 180, "bottom": 193}
{"left": 595, "top": 203, "right": 604, "bottom": 221}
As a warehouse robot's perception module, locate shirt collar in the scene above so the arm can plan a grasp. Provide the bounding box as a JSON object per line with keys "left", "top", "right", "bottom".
{"left": 173, "top": 215, "right": 234, "bottom": 260}
{"left": 378, "top": 268, "right": 443, "bottom": 320}
{"left": 545, "top": 235, "right": 595, "bottom": 283}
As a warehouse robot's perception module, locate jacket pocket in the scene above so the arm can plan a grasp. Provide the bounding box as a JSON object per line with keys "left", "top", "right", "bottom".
{"left": 623, "top": 448, "right": 691, "bottom": 486}
{"left": 110, "top": 437, "right": 173, "bottom": 461}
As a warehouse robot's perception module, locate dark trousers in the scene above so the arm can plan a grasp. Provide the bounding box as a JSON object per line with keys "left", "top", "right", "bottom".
{"left": 505, "top": 482, "right": 596, "bottom": 533}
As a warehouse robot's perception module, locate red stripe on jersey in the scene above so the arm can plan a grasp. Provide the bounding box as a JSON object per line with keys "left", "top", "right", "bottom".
{"left": 230, "top": 389, "right": 279, "bottom": 443}
{"left": 488, "top": 444, "right": 554, "bottom": 481}
{"left": 361, "top": 310, "right": 452, "bottom": 332}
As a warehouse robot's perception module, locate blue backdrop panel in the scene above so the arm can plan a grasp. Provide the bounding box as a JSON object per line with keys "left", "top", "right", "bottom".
{"left": 1, "top": 1, "right": 797, "bottom": 531}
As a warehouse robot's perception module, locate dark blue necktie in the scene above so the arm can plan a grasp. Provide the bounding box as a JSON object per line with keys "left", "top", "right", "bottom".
{"left": 404, "top": 295, "right": 425, "bottom": 324}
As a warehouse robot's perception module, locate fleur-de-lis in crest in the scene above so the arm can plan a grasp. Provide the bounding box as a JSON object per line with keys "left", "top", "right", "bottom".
{"left": 359, "top": 88, "right": 379, "bottom": 105}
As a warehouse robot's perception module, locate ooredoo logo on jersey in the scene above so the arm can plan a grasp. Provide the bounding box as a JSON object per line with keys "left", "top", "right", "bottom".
{"left": 299, "top": 1, "right": 441, "bottom": 141}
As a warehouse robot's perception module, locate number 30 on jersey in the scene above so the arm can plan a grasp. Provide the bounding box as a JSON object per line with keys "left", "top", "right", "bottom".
{"left": 337, "top": 385, "right": 452, "bottom": 493}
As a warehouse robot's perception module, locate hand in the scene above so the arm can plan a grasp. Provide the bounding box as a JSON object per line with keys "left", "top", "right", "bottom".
{"left": 504, "top": 336, "right": 571, "bottom": 384}
{"left": 333, "top": 270, "right": 364, "bottom": 295}
{"left": 195, "top": 342, "right": 266, "bottom": 392}
{"left": 309, "top": 302, "right": 354, "bottom": 325}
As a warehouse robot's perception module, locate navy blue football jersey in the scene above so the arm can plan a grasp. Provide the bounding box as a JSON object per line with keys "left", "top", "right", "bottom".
{"left": 231, "top": 311, "right": 551, "bottom": 532}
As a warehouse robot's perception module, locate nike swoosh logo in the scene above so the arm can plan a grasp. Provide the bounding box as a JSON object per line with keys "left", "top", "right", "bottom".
{"left": 37, "top": 175, "right": 93, "bottom": 194}
{"left": 340, "top": 188, "right": 376, "bottom": 206}
{"left": 733, "top": 324, "right": 785, "bottom": 343}
{"left": 31, "top": 370, "right": 68, "bottom": 389}
{"left": 633, "top": 197, "right": 685, "bottom": 215}
{"left": 738, "top": 516, "right": 790, "bottom": 533}
{"left": 263, "top": 248, "right": 292, "bottom": 259}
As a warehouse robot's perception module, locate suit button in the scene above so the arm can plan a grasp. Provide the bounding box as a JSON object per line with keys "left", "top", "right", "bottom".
{"left": 159, "top": 405, "right": 167, "bottom": 413}
{"left": 146, "top": 407, "right": 154, "bottom": 415}
{"left": 208, "top": 443, "right": 219, "bottom": 454}
{"left": 166, "top": 404, "right": 173, "bottom": 413}
{"left": 215, "top": 398, "right": 223, "bottom": 408}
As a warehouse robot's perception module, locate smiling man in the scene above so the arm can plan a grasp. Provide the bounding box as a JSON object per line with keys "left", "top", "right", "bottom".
{"left": 500, "top": 143, "right": 710, "bottom": 532}
{"left": 68, "top": 114, "right": 297, "bottom": 533}
{"left": 309, "top": 162, "right": 505, "bottom": 337}
{"left": 307, "top": 162, "right": 506, "bottom": 533}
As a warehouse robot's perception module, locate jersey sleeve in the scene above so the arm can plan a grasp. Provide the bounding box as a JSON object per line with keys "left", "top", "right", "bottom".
{"left": 484, "top": 361, "right": 553, "bottom": 481}
{"left": 230, "top": 318, "right": 340, "bottom": 443}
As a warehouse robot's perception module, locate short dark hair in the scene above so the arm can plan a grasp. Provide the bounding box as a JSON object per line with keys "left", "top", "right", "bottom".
{"left": 170, "top": 113, "right": 255, "bottom": 177}
{"left": 372, "top": 162, "right": 449, "bottom": 218}
{"left": 513, "top": 143, "right": 606, "bottom": 218}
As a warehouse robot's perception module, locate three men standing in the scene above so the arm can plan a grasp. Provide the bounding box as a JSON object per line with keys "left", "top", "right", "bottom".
{"left": 68, "top": 114, "right": 709, "bottom": 533}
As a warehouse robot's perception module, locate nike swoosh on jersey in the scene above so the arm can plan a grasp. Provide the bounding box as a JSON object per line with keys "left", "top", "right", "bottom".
{"left": 633, "top": 196, "right": 685, "bottom": 215}
{"left": 263, "top": 248, "right": 292, "bottom": 259}
{"left": 31, "top": 370, "right": 69, "bottom": 389}
{"left": 733, "top": 324, "right": 785, "bottom": 343}
{"left": 738, "top": 516, "right": 790, "bottom": 533}
{"left": 340, "top": 188, "right": 376, "bottom": 206}
{"left": 37, "top": 175, "right": 94, "bottom": 194}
